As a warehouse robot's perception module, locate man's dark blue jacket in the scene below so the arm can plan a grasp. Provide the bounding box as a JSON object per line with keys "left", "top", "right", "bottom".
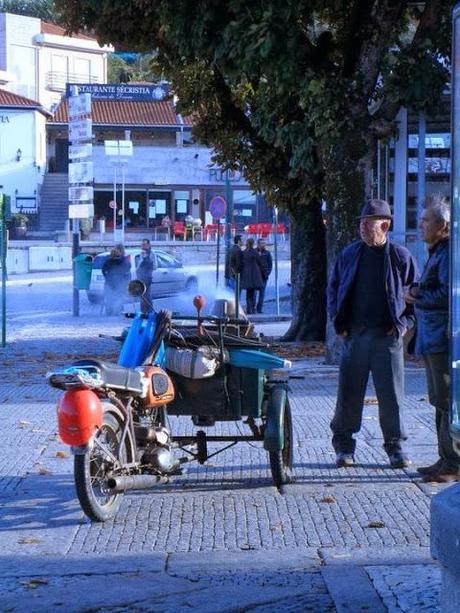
{"left": 328, "top": 239, "right": 418, "bottom": 338}
{"left": 414, "top": 237, "right": 449, "bottom": 355}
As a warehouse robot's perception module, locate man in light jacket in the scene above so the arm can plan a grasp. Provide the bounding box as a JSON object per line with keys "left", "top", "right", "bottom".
{"left": 405, "top": 199, "right": 459, "bottom": 483}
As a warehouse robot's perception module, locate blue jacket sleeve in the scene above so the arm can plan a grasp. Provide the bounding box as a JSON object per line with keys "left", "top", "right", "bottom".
{"left": 327, "top": 255, "right": 341, "bottom": 320}
{"left": 416, "top": 250, "right": 448, "bottom": 310}
{"left": 400, "top": 254, "right": 419, "bottom": 330}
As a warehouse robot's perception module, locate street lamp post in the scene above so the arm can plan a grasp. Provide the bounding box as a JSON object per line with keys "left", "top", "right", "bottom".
{"left": 273, "top": 205, "right": 280, "bottom": 316}
{"left": 105, "top": 140, "right": 133, "bottom": 244}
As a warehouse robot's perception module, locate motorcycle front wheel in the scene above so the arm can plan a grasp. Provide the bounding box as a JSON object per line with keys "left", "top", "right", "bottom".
{"left": 74, "top": 409, "right": 127, "bottom": 522}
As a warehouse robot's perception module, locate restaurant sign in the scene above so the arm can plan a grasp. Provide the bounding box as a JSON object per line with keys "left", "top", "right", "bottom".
{"left": 65, "top": 83, "right": 170, "bottom": 101}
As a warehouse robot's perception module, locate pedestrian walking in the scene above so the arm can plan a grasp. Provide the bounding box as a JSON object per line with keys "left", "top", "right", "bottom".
{"left": 405, "top": 198, "right": 460, "bottom": 483}
{"left": 327, "top": 199, "right": 418, "bottom": 468}
{"left": 102, "top": 247, "right": 131, "bottom": 315}
{"left": 136, "top": 248, "right": 155, "bottom": 313}
{"left": 241, "top": 237, "right": 265, "bottom": 315}
{"left": 225, "top": 234, "right": 243, "bottom": 292}
{"left": 256, "top": 238, "right": 273, "bottom": 313}
{"left": 141, "top": 238, "right": 152, "bottom": 257}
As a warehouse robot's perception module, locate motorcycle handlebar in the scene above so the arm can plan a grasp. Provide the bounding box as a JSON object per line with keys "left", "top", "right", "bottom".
{"left": 124, "top": 312, "right": 248, "bottom": 325}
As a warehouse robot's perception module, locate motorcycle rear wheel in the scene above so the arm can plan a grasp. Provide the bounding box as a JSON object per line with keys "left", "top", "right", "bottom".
{"left": 74, "top": 410, "right": 126, "bottom": 522}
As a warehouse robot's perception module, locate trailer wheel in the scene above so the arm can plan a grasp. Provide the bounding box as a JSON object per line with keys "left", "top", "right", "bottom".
{"left": 268, "top": 390, "right": 293, "bottom": 487}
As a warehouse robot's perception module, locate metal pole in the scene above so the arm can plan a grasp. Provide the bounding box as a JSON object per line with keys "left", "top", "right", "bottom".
{"left": 72, "top": 218, "right": 80, "bottom": 317}
{"left": 417, "top": 112, "right": 426, "bottom": 265}
{"left": 216, "top": 219, "right": 221, "bottom": 286}
{"left": 113, "top": 164, "right": 117, "bottom": 243}
{"left": 1, "top": 193, "right": 6, "bottom": 347}
{"left": 377, "top": 141, "right": 381, "bottom": 199}
{"left": 121, "top": 161, "right": 125, "bottom": 245}
{"left": 225, "top": 171, "right": 233, "bottom": 253}
{"left": 273, "top": 206, "right": 280, "bottom": 315}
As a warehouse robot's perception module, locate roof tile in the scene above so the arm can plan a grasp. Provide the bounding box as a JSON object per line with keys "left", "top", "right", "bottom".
{"left": 0, "top": 88, "right": 49, "bottom": 115}
{"left": 49, "top": 98, "right": 181, "bottom": 127}
{"left": 41, "top": 21, "right": 96, "bottom": 41}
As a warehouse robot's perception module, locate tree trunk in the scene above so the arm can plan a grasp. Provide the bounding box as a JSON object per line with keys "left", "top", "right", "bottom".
{"left": 323, "top": 131, "right": 376, "bottom": 362}
{"left": 282, "top": 199, "right": 326, "bottom": 341}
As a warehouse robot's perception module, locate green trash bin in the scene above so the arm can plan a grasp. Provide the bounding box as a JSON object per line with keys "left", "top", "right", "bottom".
{"left": 73, "top": 254, "right": 93, "bottom": 290}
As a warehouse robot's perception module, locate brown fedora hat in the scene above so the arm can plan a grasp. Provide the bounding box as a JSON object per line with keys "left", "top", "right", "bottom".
{"left": 357, "top": 199, "right": 393, "bottom": 220}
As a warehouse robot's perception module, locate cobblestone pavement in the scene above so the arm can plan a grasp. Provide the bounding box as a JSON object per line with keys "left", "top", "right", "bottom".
{"left": 0, "top": 306, "right": 449, "bottom": 611}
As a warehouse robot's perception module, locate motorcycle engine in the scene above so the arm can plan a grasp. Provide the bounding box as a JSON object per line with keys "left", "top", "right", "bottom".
{"left": 143, "top": 446, "right": 179, "bottom": 474}
{"left": 140, "top": 426, "right": 179, "bottom": 474}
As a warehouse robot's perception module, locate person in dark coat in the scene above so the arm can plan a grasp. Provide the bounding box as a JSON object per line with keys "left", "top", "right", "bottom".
{"left": 102, "top": 247, "right": 131, "bottom": 315}
{"left": 241, "top": 237, "right": 265, "bottom": 314}
{"left": 256, "top": 238, "right": 273, "bottom": 313}
{"left": 136, "top": 248, "right": 155, "bottom": 313}
{"left": 328, "top": 199, "right": 418, "bottom": 469}
{"left": 405, "top": 199, "right": 459, "bottom": 483}
{"left": 225, "top": 234, "right": 243, "bottom": 291}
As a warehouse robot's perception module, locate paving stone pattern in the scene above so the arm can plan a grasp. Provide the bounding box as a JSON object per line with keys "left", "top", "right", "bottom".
{"left": 0, "top": 311, "right": 447, "bottom": 610}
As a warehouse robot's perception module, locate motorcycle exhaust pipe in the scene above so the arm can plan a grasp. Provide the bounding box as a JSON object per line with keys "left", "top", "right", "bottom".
{"left": 107, "top": 474, "right": 168, "bottom": 492}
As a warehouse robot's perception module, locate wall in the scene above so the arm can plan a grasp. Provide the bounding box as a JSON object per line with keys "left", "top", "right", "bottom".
{"left": 91, "top": 145, "right": 248, "bottom": 188}
{"left": 38, "top": 45, "right": 106, "bottom": 109}
{"left": 0, "top": 12, "right": 107, "bottom": 110}
{"left": 3, "top": 13, "right": 40, "bottom": 101}
{"left": 0, "top": 109, "right": 46, "bottom": 209}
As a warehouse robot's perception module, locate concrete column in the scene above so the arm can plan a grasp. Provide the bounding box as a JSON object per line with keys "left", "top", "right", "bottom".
{"left": 431, "top": 485, "right": 460, "bottom": 612}
{"left": 392, "top": 108, "right": 408, "bottom": 245}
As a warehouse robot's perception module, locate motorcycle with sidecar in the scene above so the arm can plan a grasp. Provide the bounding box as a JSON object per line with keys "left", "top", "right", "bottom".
{"left": 48, "top": 285, "right": 293, "bottom": 522}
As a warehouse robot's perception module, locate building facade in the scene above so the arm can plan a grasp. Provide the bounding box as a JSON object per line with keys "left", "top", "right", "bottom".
{"left": 0, "top": 88, "right": 49, "bottom": 220}
{"left": 0, "top": 13, "right": 109, "bottom": 110}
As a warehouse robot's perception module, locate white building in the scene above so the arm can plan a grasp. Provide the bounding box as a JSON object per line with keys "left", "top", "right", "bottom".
{"left": 0, "top": 12, "right": 109, "bottom": 110}
{"left": 0, "top": 88, "right": 49, "bottom": 217}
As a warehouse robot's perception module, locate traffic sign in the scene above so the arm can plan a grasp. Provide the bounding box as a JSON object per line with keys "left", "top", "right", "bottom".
{"left": 109, "top": 200, "right": 117, "bottom": 209}
{"left": 209, "top": 195, "right": 226, "bottom": 219}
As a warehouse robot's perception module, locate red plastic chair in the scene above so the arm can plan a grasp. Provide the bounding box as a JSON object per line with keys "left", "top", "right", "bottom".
{"left": 173, "top": 221, "right": 186, "bottom": 240}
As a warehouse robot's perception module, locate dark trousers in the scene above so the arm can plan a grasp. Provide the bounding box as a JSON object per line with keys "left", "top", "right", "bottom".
{"left": 140, "top": 283, "right": 152, "bottom": 313}
{"left": 423, "top": 353, "right": 459, "bottom": 467}
{"left": 331, "top": 328, "right": 407, "bottom": 455}
{"left": 246, "top": 288, "right": 256, "bottom": 314}
{"left": 256, "top": 283, "right": 267, "bottom": 313}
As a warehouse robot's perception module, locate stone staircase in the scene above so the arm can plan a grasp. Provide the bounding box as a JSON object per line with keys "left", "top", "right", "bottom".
{"left": 39, "top": 173, "right": 69, "bottom": 232}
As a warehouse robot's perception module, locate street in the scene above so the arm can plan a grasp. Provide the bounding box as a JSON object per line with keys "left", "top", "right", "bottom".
{"left": 0, "top": 287, "right": 445, "bottom": 612}
{"left": 5, "top": 261, "right": 291, "bottom": 320}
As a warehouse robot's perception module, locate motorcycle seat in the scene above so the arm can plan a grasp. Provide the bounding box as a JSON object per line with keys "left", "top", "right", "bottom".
{"left": 72, "top": 359, "right": 143, "bottom": 393}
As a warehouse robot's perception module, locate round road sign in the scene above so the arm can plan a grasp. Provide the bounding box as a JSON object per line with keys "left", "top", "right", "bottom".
{"left": 209, "top": 195, "right": 226, "bottom": 219}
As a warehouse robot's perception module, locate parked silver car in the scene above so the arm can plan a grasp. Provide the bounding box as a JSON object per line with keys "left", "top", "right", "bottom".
{"left": 86, "top": 248, "right": 198, "bottom": 304}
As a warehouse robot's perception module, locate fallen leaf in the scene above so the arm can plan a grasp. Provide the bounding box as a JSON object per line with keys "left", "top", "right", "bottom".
{"left": 18, "top": 420, "right": 31, "bottom": 428}
{"left": 55, "top": 451, "right": 69, "bottom": 459}
{"left": 270, "top": 522, "right": 283, "bottom": 531}
{"left": 18, "top": 537, "right": 42, "bottom": 545}
{"left": 367, "top": 521, "right": 385, "bottom": 528}
{"left": 320, "top": 496, "right": 336, "bottom": 504}
{"left": 38, "top": 467, "right": 52, "bottom": 476}
{"left": 19, "top": 578, "right": 48, "bottom": 589}
{"left": 364, "top": 397, "right": 378, "bottom": 405}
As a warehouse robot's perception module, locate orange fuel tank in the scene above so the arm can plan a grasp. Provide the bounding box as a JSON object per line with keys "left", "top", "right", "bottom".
{"left": 57, "top": 389, "right": 103, "bottom": 446}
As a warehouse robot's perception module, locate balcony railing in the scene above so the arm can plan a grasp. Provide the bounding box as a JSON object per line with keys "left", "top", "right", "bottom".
{"left": 47, "top": 71, "right": 100, "bottom": 92}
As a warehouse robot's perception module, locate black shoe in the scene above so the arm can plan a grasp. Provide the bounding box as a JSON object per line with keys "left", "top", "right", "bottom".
{"left": 336, "top": 452, "right": 354, "bottom": 468}
{"left": 416, "top": 459, "right": 444, "bottom": 475}
{"left": 388, "top": 452, "right": 411, "bottom": 469}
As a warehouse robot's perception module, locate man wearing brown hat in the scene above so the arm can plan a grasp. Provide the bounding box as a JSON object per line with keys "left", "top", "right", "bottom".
{"left": 328, "top": 199, "right": 418, "bottom": 468}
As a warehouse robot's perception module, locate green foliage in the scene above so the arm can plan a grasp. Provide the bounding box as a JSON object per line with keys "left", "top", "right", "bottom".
{"left": 10, "top": 213, "right": 28, "bottom": 226}
{"left": 108, "top": 52, "right": 163, "bottom": 84}
{"left": 55, "top": 0, "right": 456, "bottom": 224}
{"left": 0, "top": 0, "right": 59, "bottom": 22}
